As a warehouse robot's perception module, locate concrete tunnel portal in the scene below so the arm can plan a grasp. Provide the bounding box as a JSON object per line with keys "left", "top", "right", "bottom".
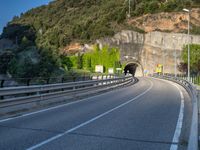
{"left": 124, "top": 62, "right": 144, "bottom": 77}
{"left": 124, "top": 63, "right": 138, "bottom": 76}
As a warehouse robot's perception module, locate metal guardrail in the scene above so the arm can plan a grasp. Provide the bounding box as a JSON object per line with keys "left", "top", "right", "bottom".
{"left": 0, "top": 76, "right": 135, "bottom": 114}
{"left": 153, "top": 75, "right": 198, "bottom": 150}
{"left": 0, "top": 74, "right": 117, "bottom": 88}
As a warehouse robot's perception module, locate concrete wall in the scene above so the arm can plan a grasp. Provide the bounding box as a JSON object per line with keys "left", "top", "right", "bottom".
{"left": 96, "top": 30, "right": 200, "bottom": 76}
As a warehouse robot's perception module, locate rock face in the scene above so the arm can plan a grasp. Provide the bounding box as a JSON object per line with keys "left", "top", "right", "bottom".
{"left": 128, "top": 8, "right": 200, "bottom": 33}
{"left": 97, "top": 30, "right": 200, "bottom": 76}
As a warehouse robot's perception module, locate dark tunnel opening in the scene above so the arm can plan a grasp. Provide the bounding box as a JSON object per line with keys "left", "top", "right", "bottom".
{"left": 124, "top": 63, "right": 138, "bottom": 76}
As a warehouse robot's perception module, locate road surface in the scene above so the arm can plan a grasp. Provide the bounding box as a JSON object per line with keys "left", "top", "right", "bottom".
{"left": 0, "top": 77, "right": 192, "bottom": 150}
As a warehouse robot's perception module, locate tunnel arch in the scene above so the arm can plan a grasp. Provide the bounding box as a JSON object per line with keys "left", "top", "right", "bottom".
{"left": 124, "top": 61, "right": 144, "bottom": 77}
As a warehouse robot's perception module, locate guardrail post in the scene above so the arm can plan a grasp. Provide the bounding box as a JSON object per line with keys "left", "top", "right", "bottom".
{"left": 0, "top": 80, "right": 4, "bottom": 99}
{"left": 26, "top": 79, "right": 31, "bottom": 86}
{"left": 73, "top": 76, "right": 76, "bottom": 82}
{"left": 106, "top": 75, "right": 107, "bottom": 85}
{"left": 61, "top": 77, "right": 64, "bottom": 91}
{"left": 38, "top": 86, "right": 43, "bottom": 106}
{"left": 46, "top": 78, "right": 50, "bottom": 84}
{"left": 90, "top": 75, "right": 93, "bottom": 80}
{"left": 61, "top": 77, "right": 64, "bottom": 83}
{"left": 26, "top": 79, "right": 31, "bottom": 96}
{"left": 46, "top": 78, "right": 50, "bottom": 93}
{"left": 1, "top": 80, "right": 4, "bottom": 88}
{"left": 83, "top": 73, "right": 86, "bottom": 81}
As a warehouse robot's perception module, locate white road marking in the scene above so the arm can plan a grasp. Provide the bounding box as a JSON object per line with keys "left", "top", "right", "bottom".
{"left": 0, "top": 98, "right": 89, "bottom": 123}
{"left": 26, "top": 80, "right": 153, "bottom": 150}
{"left": 151, "top": 77, "right": 185, "bottom": 150}
{"left": 170, "top": 83, "right": 184, "bottom": 150}
{"left": 0, "top": 86, "right": 128, "bottom": 123}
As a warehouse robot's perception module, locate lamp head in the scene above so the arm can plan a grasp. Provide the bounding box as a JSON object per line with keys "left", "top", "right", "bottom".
{"left": 183, "top": 8, "right": 189, "bottom": 12}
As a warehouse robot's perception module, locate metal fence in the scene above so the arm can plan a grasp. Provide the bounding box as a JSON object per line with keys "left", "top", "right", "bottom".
{"left": 0, "top": 74, "right": 117, "bottom": 88}
{"left": 155, "top": 73, "right": 200, "bottom": 85}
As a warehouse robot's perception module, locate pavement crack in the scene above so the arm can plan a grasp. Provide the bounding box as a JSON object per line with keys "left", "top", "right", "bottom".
{"left": 69, "top": 132, "right": 178, "bottom": 145}
{"left": 0, "top": 125, "right": 62, "bottom": 134}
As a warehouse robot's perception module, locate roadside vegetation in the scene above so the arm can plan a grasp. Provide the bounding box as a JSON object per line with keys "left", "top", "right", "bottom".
{"left": 61, "top": 45, "right": 121, "bottom": 73}
{"left": 179, "top": 44, "right": 200, "bottom": 76}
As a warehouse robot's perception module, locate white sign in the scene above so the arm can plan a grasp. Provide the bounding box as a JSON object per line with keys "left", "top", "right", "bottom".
{"left": 116, "top": 68, "right": 122, "bottom": 71}
{"left": 95, "top": 65, "right": 103, "bottom": 73}
{"left": 108, "top": 68, "right": 114, "bottom": 74}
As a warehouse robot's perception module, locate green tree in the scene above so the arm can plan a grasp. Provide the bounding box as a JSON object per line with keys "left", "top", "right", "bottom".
{"left": 182, "top": 44, "right": 200, "bottom": 74}
{"left": 77, "top": 53, "right": 83, "bottom": 69}
{"left": 20, "top": 36, "right": 31, "bottom": 48}
{"left": 61, "top": 56, "right": 73, "bottom": 70}
{"left": 0, "top": 51, "right": 14, "bottom": 74}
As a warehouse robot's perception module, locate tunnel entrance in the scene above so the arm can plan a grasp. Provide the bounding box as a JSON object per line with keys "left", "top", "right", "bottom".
{"left": 124, "top": 63, "right": 138, "bottom": 76}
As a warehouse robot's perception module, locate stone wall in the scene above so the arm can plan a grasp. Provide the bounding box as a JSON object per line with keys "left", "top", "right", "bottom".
{"left": 96, "top": 30, "right": 200, "bottom": 76}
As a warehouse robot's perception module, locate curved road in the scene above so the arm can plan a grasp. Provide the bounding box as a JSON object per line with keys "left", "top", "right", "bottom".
{"left": 0, "top": 77, "right": 192, "bottom": 150}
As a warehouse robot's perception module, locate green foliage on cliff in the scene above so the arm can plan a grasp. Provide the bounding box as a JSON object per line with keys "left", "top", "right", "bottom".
{"left": 181, "top": 44, "right": 200, "bottom": 74}
{"left": 62, "top": 45, "right": 121, "bottom": 73}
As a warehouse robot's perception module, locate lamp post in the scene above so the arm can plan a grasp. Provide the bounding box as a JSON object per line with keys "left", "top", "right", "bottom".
{"left": 172, "top": 36, "right": 177, "bottom": 77}
{"left": 127, "top": 0, "right": 131, "bottom": 18}
{"left": 161, "top": 37, "right": 165, "bottom": 75}
{"left": 183, "top": 8, "right": 190, "bottom": 81}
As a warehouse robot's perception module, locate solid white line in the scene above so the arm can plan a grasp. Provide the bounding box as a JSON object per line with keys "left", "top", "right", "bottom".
{"left": 154, "top": 78, "right": 184, "bottom": 150}
{"left": 27, "top": 80, "right": 153, "bottom": 150}
{"left": 0, "top": 87, "right": 127, "bottom": 123}
{"left": 169, "top": 83, "right": 184, "bottom": 150}
{"left": 0, "top": 98, "right": 87, "bottom": 123}
{"left": 151, "top": 77, "right": 185, "bottom": 150}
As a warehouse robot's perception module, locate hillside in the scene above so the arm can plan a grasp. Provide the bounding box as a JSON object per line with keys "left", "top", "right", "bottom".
{"left": 0, "top": 0, "right": 200, "bottom": 79}
{"left": 1, "top": 0, "right": 200, "bottom": 49}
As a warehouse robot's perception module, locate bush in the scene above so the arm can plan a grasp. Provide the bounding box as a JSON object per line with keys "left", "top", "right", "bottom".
{"left": 147, "top": 1, "right": 160, "bottom": 14}
{"left": 181, "top": 44, "right": 200, "bottom": 74}
{"left": 62, "top": 45, "right": 121, "bottom": 73}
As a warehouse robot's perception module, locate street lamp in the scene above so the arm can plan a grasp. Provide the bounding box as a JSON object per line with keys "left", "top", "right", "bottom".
{"left": 124, "top": 55, "right": 129, "bottom": 59}
{"left": 183, "top": 8, "right": 190, "bottom": 81}
{"left": 161, "top": 37, "right": 165, "bottom": 75}
{"left": 172, "top": 36, "right": 177, "bottom": 77}
{"left": 127, "top": 0, "right": 131, "bottom": 18}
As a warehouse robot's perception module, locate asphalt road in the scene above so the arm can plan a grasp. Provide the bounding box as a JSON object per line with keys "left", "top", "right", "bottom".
{"left": 0, "top": 77, "right": 192, "bottom": 150}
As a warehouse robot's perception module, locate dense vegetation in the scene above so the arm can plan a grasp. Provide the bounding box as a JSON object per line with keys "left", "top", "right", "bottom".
{"left": 179, "top": 44, "right": 200, "bottom": 75}
{"left": 62, "top": 45, "right": 121, "bottom": 73}
{"left": 1, "top": 0, "right": 198, "bottom": 49}
{"left": 0, "top": 0, "right": 199, "bottom": 79}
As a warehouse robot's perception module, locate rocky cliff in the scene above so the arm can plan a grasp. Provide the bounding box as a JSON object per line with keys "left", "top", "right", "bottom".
{"left": 97, "top": 30, "right": 200, "bottom": 76}
{"left": 128, "top": 8, "right": 200, "bottom": 33}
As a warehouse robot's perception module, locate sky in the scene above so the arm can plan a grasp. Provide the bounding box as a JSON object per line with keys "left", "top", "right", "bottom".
{"left": 0, "top": 0, "right": 53, "bottom": 33}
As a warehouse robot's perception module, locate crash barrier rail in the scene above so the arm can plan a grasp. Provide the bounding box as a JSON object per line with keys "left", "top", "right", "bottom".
{"left": 161, "top": 73, "right": 200, "bottom": 86}
{"left": 0, "top": 74, "right": 119, "bottom": 88}
{"left": 153, "top": 75, "right": 198, "bottom": 150}
{"left": 0, "top": 76, "right": 136, "bottom": 114}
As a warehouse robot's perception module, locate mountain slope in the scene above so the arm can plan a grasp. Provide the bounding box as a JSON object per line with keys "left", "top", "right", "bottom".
{"left": 1, "top": 0, "right": 128, "bottom": 49}
{"left": 1, "top": 0, "right": 199, "bottom": 50}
